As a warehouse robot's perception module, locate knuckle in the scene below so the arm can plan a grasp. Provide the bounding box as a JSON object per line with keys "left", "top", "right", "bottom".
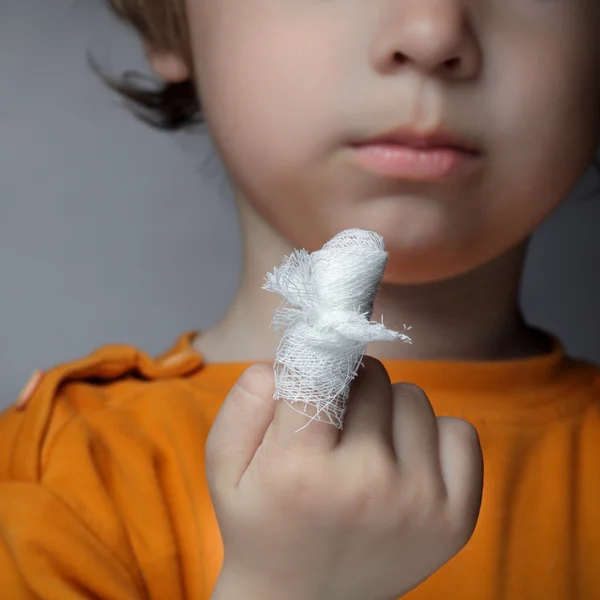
{"left": 361, "top": 355, "right": 389, "bottom": 377}
{"left": 393, "top": 381, "right": 428, "bottom": 400}
{"left": 439, "top": 417, "right": 483, "bottom": 469}
{"left": 392, "top": 382, "right": 431, "bottom": 412}
{"left": 235, "top": 362, "right": 274, "bottom": 400}
{"left": 446, "top": 417, "right": 481, "bottom": 447}
{"left": 451, "top": 421, "right": 484, "bottom": 480}
{"left": 356, "top": 356, "right": 392, "bottom": 390}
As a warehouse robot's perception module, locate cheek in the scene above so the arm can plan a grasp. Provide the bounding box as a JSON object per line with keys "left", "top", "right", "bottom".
{"left": 489, "top": 31, "right": 600, "bottom": 210}
{"left": 202, "top": 48, "right": 333, "bottom": 244}
{"left": 186, "top": 8, "right": 364, "bottom": 249}
{"left": 191, "top": 11, "right": 349, "bottom": 177}
{"left": 187, "top": 2, "right": 373, "bottom": 245}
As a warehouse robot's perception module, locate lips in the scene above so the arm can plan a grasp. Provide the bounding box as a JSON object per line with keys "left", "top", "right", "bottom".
{"left": 350, "top": 127, "right": 482, "bottom": 180}
{"left": 353, "top": 125, "right": 483, "bottom": 154}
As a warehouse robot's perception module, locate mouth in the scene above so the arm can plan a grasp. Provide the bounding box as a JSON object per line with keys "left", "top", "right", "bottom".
{"left": 349, "top": 127, "right": 482, "bottom": 181}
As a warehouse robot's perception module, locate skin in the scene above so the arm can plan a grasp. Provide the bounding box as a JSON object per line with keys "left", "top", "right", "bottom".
{"left": 140, "top": 3, "right": 600, "bottom": 597}
{"left": 150, "top": 0, "right": 600, "bottom": 363}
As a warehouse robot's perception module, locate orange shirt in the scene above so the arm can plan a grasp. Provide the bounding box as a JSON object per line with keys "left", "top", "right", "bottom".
{"left": 1, "top": 331, "right": 599, "bottom": 599}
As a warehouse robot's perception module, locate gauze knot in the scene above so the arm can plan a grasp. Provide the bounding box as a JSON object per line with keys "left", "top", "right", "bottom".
{"left": 263, "top": 228, "right": 411, "bottom": 430}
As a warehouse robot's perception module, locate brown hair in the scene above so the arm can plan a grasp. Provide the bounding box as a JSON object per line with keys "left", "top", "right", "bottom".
{"left": 97, "top": 0, "right": 202, "bottom": 130}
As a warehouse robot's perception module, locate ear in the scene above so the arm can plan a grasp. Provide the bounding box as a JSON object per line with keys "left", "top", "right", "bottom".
{"left": 143, "top": 41, "right": 190, "bottom": 83}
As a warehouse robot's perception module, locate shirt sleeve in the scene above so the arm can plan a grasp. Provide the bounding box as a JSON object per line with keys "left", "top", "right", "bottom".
{"left": 0, "top": 480, "right": 147, "bottom": 599}
{"left": 0, "top": 338, "right": 213, "bottom": 600}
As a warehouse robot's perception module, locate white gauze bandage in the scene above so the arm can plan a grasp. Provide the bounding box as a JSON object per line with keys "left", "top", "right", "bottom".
{"left": 263, "top": 228, "right": 411, "bottom": 430}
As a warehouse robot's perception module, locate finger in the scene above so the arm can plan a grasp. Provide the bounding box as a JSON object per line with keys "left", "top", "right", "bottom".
{"left": 391, "top": 383, "right": 441, "bottom": 477}
{"left": 205, "top": 362, "right": 277, "bottom": 491}
{"left": 267, "top": 372, "right": 342, "bottom": 455}
{"left": 338, "top": 356, "right": 394, "bottom": 450}
{"left": 437, "top": 417, "right": 484, "bottom": 517}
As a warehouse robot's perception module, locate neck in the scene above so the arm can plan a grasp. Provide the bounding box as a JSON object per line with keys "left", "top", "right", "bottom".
{"left": 195, "top": 200, "right": 546, "bottom": 364}
{"left": 367, "top": 249, "right": 544, "bottom": 361}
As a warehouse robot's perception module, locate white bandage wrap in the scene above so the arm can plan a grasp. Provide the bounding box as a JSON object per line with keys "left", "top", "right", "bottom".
{"left": 263, "top": 229, "right": 411, "bottom": 430}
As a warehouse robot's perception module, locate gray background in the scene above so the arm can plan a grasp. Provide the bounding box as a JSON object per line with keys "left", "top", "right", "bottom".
{"left": 1, "top": 0, "right": 599, "bottom": 408}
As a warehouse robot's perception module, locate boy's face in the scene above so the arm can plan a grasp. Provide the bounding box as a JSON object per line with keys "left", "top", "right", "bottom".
{"left": 185, "top": 0, "right": 600, "bottom": 283}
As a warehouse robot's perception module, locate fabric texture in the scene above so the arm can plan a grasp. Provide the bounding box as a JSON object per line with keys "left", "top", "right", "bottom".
{"left": 1, "top": 331, "right": 600, "bottom": 599}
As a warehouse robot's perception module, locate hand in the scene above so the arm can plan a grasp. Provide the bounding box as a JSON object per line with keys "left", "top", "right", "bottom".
{"left": 206, "top": 357, "right": 483, "bottom": 600}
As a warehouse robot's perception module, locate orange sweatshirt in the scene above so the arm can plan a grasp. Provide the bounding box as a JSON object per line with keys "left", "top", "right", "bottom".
{"left": 1, "top": 331, "right": 599, "bottom": 599}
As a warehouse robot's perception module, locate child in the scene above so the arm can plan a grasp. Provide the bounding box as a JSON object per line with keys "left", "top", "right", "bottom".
{"left": 1, "top": 0, "right": 600, "bottom": 598}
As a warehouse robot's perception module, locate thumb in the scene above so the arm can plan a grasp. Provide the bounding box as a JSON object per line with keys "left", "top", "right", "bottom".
{"left": 205, "top": 362, "right": 277, "bottom": 493}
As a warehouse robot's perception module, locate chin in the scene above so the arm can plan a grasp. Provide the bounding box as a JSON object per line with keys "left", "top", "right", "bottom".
{"left": 378, "top": 240, "right": 493, "bottom": 285}
{"left": 381, "top": 259, "right": 464, "bottom": 286}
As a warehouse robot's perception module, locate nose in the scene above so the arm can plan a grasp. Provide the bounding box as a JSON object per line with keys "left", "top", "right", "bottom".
{"left": 370, "top": 0, "right": 480, "bottom": 81}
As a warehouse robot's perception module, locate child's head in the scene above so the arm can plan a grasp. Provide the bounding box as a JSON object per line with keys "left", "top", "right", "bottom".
{"left": 109, "top": 0, "right": 600, "bottom": 285}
